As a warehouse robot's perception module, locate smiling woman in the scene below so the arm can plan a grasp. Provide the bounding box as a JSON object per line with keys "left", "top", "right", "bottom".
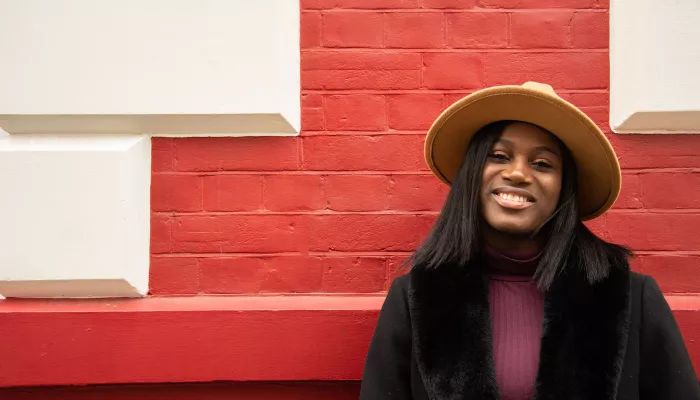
{"left": 358, "top": 82, "right": 700, "bottom": 400}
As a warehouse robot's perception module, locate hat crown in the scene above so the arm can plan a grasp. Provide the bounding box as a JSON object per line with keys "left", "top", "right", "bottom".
{"left": 521, "top": 81, "right": 558, "bottom": 97}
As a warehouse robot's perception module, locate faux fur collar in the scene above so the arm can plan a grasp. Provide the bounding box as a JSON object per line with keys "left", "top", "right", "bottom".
{"left": 408, "top": 261, "right": 631, "bottom": 400}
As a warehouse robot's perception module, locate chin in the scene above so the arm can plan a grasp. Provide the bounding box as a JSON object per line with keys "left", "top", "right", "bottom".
{"left": 485, "top": 216, "right": 537, "bottom": 236}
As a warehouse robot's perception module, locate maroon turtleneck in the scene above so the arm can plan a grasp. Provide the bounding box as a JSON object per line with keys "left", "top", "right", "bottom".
{"left": 484, "top": 245, "right": 545, "bottom": 400}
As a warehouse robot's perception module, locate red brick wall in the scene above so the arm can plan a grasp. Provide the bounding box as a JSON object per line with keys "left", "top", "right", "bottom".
{"left": 150, "top": 0, "right": 700, "bottom": 296}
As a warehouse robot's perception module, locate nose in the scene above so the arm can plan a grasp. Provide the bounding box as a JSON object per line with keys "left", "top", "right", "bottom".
{"left": 501, "top": 157, "right": 532, "bottom": 184}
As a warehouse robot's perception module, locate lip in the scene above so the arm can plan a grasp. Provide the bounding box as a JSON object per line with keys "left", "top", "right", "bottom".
{"left": 491, "top": 187, "right": 536, "bottom": 210}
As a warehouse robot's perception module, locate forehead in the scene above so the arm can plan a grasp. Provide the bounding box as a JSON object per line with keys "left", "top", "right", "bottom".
{"left": 496, "top": 122, "right": 561, "bottom": 153}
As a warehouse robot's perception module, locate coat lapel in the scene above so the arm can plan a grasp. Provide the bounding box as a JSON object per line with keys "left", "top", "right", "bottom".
{"left": 408, "top": 261, "right": 631, "bottom": 400}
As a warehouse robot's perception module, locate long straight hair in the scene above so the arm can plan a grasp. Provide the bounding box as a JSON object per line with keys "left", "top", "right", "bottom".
{"left": 410, "top": 121, "right": 630, "bottom": 290}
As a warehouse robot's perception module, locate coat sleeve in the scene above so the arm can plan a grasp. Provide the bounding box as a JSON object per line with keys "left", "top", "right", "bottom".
{"left": 639, "top": 275, "right": 700, "bottom": 399}
{"left": 359, "top": 277, "right": 413, "bottom": 400}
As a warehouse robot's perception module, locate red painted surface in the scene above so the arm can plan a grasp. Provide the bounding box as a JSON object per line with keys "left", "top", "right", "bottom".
{"left": 0, "top": 382, "right": 360, "bottom": 400}
{"left": 0, "top": 296, "right": 383, "bottom": 387}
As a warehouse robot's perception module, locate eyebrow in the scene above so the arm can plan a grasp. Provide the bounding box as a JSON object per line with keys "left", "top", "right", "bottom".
{"left": 494, "top": 139, "right": 562, "bottom": 158}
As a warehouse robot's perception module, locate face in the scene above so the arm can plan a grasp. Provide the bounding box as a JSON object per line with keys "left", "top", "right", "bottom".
{"left": 480, "top": 122, "right": 564, "bottom": 236}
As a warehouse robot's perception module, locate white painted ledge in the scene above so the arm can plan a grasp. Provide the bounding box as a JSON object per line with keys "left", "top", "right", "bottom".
{"left": 0, "top": 135, "right": 151, "bottom": 298}
{"left": 0, "top": 0, "right": 300, "bottom": 137}
{"left": 610, "top": 0, "right": 700, "bottom": 134}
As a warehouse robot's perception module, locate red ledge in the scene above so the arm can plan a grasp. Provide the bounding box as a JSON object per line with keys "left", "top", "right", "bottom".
{"left": 1, "top": 294, "right": 700, "bottom": 388}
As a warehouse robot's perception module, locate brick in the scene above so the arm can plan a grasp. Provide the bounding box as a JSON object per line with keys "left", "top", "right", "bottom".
{"left": 639, "top": 255, "right": 700, "bottom": 293}
{"left": 302, "top": 51, "right": 422, "bottom": 70}
{"left": 302, "top": 106, "right": 325, "bottom": 131}
{"left": 422, "top": 52, "right": 485, "bottom": 89}
{"left": 322, "top": 257, "right": 387, "bottom": 293}
{"left": 446, "top": 12, "right": 508, "bottom": 48}
{"left": 202, "top": 175, "right": 262, "bottom": 212}
{"left": 578, "top": 106, "right": 608, "bottom": 130}
{"left": 389, "top": 174, "right": 449, "bottom": 211}
{"left": 640, "top": 172, "right": 700, "bottom": 209}
{"left": 151, "top": 214, "right": 172, "bottom": 254}
{"left": 325, "top": 94, "right": 386, "bottom": 131}
{"left": 171, "top": 215, "right": 302, "bottom": 253}
{"left": 606, "top": 134, "right": 700, "bottom": 169}
{"left": 174, "top": 137, "right": 299, "bottom": 172}
{"left": 302, "top": 69, "right": 421, "bottom": 90}
{"left": 310, "top": 0, "right": 422, "bottom": 8}
{"left": 388, "top": 94, "right": 445, "bottom": 130}
{"left": 607, "top": 213, "right": 700, "bottom": 251}
{"left": 151, "top": 174, "right": 203, "bottom": 212}
{"left": 305, "top": 214, "right": 435, "bottom": 251}
{"left": 152, "top": 138, "right": 173, "bottom": 172}
{"left": 573, "top": 11, "right": 608, "bottom": 49}
{"left": 323, "top": 12, "right": 383, "bottom": 48}
{"left": 303, "top": 94, "right": 325, "bottom": 108}
{"left": 325, "top": 175, "right": 391, "bottom": 211}
{"left": 200, "top": 256, "right": 323, "bottom": 294}
{"left": 302, "top": 135, "right": 426, "bottom": 171}
{"left": 510, "top": 11, "right": 573, "bottom": 49}
{"left": 613, "top": 174, "right": 642, "bottom": 209}
{"left": 583, "top": 216, "right": 607, "bottom": 240}
{"left": 301, "top": 12, "right": 322, "bottom": 48}
{"left": 385, "top": 12, "right": 444, "bottom": 49}
{"left": 149, "top": 256, "right": 200, "bottom": 295}
{"left": 264, "top": 175, "right": 326, "bottom": 211}
{"left": 386, "top": 256, "right": 412, "bottom": 288}
{"left": 422, "top": 0, "right": 477, "bottom": 8}
{"left": 568, "top": 92, "right": 608, "bottom": 108}
{"left": 483, "top": 52, "right": 608, "bottom": 89}
{"left": 479, "top": 0, "right": 595, "bottom": 8}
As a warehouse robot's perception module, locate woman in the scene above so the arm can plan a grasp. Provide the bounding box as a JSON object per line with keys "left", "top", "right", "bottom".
{"left": 359, "top": 82, "right": 700, "bottom": 400}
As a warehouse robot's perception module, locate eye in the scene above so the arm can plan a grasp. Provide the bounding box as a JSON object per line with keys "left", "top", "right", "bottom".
{"left": 532, "top": 160, "right": 553, "bottom": 169}
{"left": 487, "top": 152, "right": 510, "bottom": 162}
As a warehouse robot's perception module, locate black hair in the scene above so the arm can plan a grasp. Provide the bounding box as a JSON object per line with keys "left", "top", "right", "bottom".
{"left": 410, "top": 120, "right": 631, "bottom": 290}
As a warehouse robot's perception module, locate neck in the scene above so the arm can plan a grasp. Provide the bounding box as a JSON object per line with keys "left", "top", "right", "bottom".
{"left": 482, "top": 226, "right": 545, "bottom": 258}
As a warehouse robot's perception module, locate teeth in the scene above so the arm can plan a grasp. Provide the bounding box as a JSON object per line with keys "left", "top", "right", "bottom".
{"left": 498, "top": 193, "right": 528, "bottom": 203}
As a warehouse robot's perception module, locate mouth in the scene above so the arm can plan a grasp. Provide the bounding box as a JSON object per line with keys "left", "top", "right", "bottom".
{"left": 491, "top": 188, "right": 535, "bottom": 210}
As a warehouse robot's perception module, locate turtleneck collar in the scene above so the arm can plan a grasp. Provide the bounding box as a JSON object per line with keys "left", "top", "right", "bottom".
{"left": 483, "top": 243, "right": 543, "bottom": 279}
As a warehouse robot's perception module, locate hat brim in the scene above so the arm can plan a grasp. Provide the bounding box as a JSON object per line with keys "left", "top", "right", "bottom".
{"left": 425, "top": 85, "right": 620, "bottom": 220}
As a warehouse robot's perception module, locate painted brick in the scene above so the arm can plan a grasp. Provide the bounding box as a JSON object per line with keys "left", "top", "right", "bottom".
{"left": 573, "top": 11, "right": 608, "bottom": 49}
{"left": 385, "top": 12, "right": 445, "bottom": 49}
{"left": 302, "top": 135, "right": 426, "bottom": 171}
{"left": 640, "top": 255, "right": 700, "bottom": 294}
{"left": 325, "top": 175, "right": 391, "bottom": 211}
{"left": 264, "top": 175, "right": 326, "bottom": 211}
{"left": 606, "top": 134, "right": 700, "bottom": 169}
{"left": 171, "top": 215, "right": 302, "bottom": 253}
{"left": 302, "top": 69, "right": 421, "bottom": 90}
{"left": 302, "top": 106, "right": 326, "bottom": 131}
{"left": 305, "top": 214, "right": 435, "bottom": 251}
{"left": 321, "top": 257, "right": 387, "bottom": 293}
{"left": 325, "top": 95, "right": 386, "bottom": 131}
{"left": 151, "top": 174, "right": 203, "bottom": 212}
{"left": 607, "top": 213, "right": 700, "bottom": 251}
{"left": 323, "top": 12, "right": 383, "bottom": 48}
{"left": 386, "top": 256, "right": 412, "bottom": 289}
{"left": 202, "top": 175, "right": 262, "bottom": 212}
{"left": 387, "top": 94, "right": 445, "bottom": 130}
{"left": 149, "top": 256, "right": 200, "bottom": 295}
{"left": 423, "top": 0, "right": 477, "bottom": 8}
{"left": 568, "top": 92, "right": 608, "bottom": 108}
{"left": 200, "top": 256, "right": 324, "bottom": 294}
{"left": 578, "top": 106, "right": 608, "bottom": 130}
{"left": 640, "top": 172, "right": 700, "bottom": 209}
{"left": 510, "top": 11, "right": 573, "bottom": 49}
{"left": 389, "top": 174, "right": 449, "bottom": 211}
{"left": 446, "top": 12, "right": 508, "bottom": 49}
{"left": 614, "top": 174, "right": 643, "bottom": 209}
{"left": 583, "top": 215, "right": 607, "bottom": 240}
{"left": 307, "top": 0, "right": 422, "bottom": 8}
{"left": 174, "top": 137, "right": 300, "bottom": 172}
{"left": 152, "top": 138, "right": 173, "bottom": 172}
{"left": 151, "top": 214, "right": 172, "bottom": 254}
{"left": 483, "top": 52, "right": 608, "bottom": 89}
{"left": 422, "top": 52, "right": 485, "bottom": 89}
{"left": 302, "top": 51, "right": 422, "bottom": 70}
{"left": 479, "top": 0, "right": 596, "bottom": 8}
{"left": 301, "top": 12, "right": 322, "bottom": 48}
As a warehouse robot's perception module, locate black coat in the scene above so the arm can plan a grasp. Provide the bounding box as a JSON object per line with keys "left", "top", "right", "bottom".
{"left": 359, "top": 261, "right": 700, "bottom": 400}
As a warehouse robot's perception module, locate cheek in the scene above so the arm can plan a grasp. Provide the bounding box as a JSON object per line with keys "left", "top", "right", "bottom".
{"left": 539, "top": 174, "right": 563, "bottom": 210}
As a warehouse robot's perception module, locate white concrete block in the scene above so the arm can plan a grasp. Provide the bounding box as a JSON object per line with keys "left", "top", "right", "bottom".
{"left": 0, "top": 0, "right": 300, "bottom": 136}
{"left": 0, "top": 134, "right": 151, "bottom": 298}
{"left": 610, "top": 0, "right": 700, "bottom": 133}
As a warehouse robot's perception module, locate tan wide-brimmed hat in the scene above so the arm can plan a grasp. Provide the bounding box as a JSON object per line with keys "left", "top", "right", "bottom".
{"left": 425, "top": 82, "right": 620, "bottom": 220}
